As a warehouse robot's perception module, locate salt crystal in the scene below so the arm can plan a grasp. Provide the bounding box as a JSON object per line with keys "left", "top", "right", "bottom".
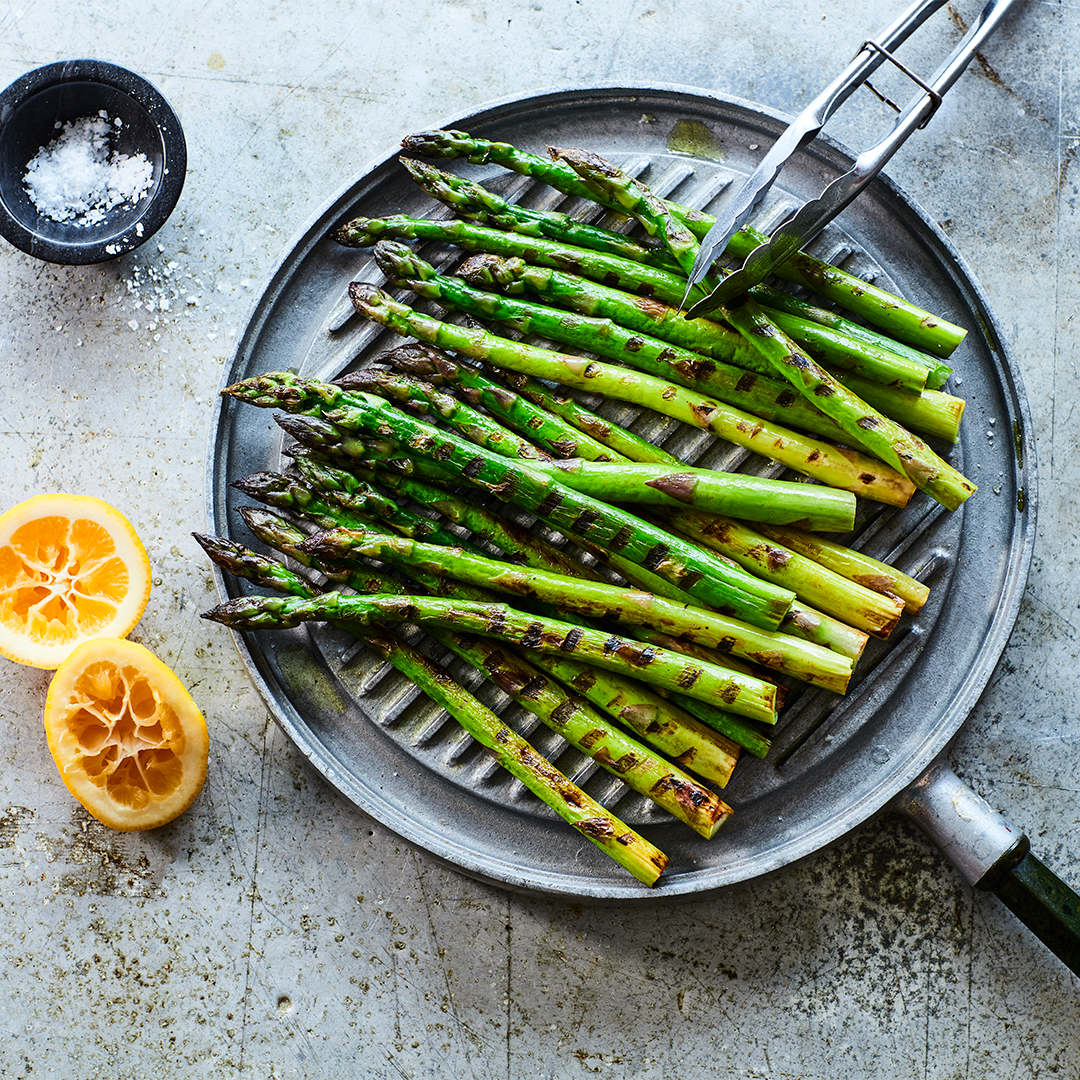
{"left": 23, "top": 114, "right": 154, "bottom": 226}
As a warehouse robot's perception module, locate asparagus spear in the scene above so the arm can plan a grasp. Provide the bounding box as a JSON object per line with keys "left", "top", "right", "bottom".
{"left": 288, "top": 453, "right": 471, "bottom": 548}
{"left": 661, "top": 692, "right": 772, "bottom": 759}
{"left": 373, "top": 239, "right": 878, "bottom": 452}
{"left": 234, "top": 467, "right": 464, "bottom": 548}
{"left": 331, "top": 451, "right": 778, "bottom": 688}
{"left": 436, "top": 631, "right": 734, "bottom": 832}
{"left": 302, "top": 527, "right": 854, "bottom": 694}
{"left": 828, "top": 372, "right": 965, "bottom": 445}
{"left": 517, "top": 458, "right": 856, "bottom": 532}
{"left": 230, "top": 471, "right": 372, "bottom": 530}
{"left": 399, "top": 128, "right": 967, "bottom": 357}
{"left": 724, "top": 298, "right": 976, "bottom": 511}
{"left": 293, "top": 448, "right": 593, "bottom": 574}
{"left": 553, "top": 148, "right": 976, "bottom": 512}
{"left": 195, "top": 534, "right": 667, "bottom": 881}
{"left": 363, "top": 632, "right": 670, "bottom": 884}
{"left": 224, "top": 371, "right": 800, "bottom": 630}
{"left": 238, "top": 479, "right": 749, "bottom": 775}
{"left": 235, "top": 506, "right": 746, "bottom": 783}
{"left": 427, "top": 358, "right": 683, "bottom": 467}
{"left": 338, "top": 211, "right": 955, "bottom": 426}
{"left": 395, "top": 555, "right": 748, "bottom": 782}
{"left": 753, "top": 288, "right": 953, "bottom": 391}
{"left": 342, "top": 454, "right": 677, "bottom": 592}
{"left": 755, "top": 523, "right": 930, "bottom": 615}
{"left": 666, "top": 511, "right": 904, "bottom": 638}
{"left": 346, "top": 283, "right": 915, "bottom": 507}
{"left": 336, "top": 365, "right": 553, "bottom": 463}
{"left": 399, "top": 157, "right": 681, "bottom": 271}
{"left": 197, "top": 533, "right": 732, "bottom": 837}
{"left": 367, "top": 344, "right": 621, "bottom": 461}
{"left": 543, "top": 650, "right": 764, "bottom": 764}
{"left": 204, "top": 591, "right": 780, "bottom": 723}
{"left": 333, "top": 212, "right": 688, "bottom": 297}
{"left": 457, "top": 254, "right": 962, "bottom": 437}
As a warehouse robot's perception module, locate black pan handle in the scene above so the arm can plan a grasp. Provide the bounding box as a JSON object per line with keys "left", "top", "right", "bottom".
{"left": 890, "top": 753, "right": 1080, "bottom": 976}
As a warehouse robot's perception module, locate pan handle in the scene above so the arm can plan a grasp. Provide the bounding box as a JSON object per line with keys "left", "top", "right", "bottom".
{"left": 890, "top": 753, "right": 1080, "bottom": 976}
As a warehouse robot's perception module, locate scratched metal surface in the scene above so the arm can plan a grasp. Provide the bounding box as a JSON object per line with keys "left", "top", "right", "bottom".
{"left": 0, "top": 1, "right": 1077, "bottom": 1077}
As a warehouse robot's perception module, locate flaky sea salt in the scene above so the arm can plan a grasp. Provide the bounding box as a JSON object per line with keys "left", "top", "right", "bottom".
{"left": 23, "top": 111, "right": 154, "bottom": 226}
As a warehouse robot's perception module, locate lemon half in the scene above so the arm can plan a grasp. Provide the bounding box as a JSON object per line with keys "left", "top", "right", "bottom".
{"left": 0, "top": 493, "right": 152, "bottom": 669}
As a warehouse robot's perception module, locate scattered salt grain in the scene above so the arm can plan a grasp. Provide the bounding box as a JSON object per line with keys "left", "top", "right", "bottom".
{"left": 23, "top": 111, "right": 154, "bottom": 226}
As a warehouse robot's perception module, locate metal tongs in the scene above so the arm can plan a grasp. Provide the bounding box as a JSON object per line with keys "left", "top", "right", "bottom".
{"left": 682, "top": 0, "right": 1023, "bottom": 317}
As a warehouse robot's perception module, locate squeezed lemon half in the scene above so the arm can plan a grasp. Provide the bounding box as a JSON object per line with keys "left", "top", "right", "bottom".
{"left": 44, "top": 637, "right": 209, "bottom": 831}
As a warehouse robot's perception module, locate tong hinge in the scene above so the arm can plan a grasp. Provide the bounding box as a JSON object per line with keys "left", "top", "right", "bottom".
{"left": 860, "top": 38, "right": 944, "bottom": 128}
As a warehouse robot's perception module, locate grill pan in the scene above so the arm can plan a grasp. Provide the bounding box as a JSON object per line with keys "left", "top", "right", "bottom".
{"left": 205, "top": 86, "right": 1077, "bottom": 967}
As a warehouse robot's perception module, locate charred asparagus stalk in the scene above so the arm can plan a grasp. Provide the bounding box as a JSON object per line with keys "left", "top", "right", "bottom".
{"left": 666, "top": 511, "right": 904, "bottom": 638}
{"left": 755, "top": 523, "right": 930, "bottom": 615}
{"left": 366, "top": 344, "right": 622, "bottom": 461}
{"left": 515, "top": 458, "right": 857, "bottom": 532}
{"left": 301, "top": 527, "right": 855, "bottom": 693}
{"left": 236, "top": 487, "right": 751, "bottom": 775}
{"left": 399, "top": 352, "right": 683, "bottom": 467}
{"left": 553, "top": 147, "right": 976, "bottom": 511}
{"left": 222, "top": 371, "right": 800, "bottom": 630}
{"left": 346, "top": 283, "right": 915, "bottom": 507}
{"left": 456, "top": 254, "right": 963, "bottom": 440}
{"left": 723, "top": 299, "right": 976, "bottom": 510}
{"left": 204, "top": 590, "right": 780, "bottom": 723}
{"left": 399, "top": 128, "right": 967, "bottom": 357}
{"left": 234, "top": 467, "right": 462, "bottom": 548}
{"left": 194, "top": 535, "right": 668, "bottom": 883}
{"left": 399, "top": 157, "right": 681, "bottom": 271}
{"left": 334, "top": 365, "right": 553, "bottom": 463}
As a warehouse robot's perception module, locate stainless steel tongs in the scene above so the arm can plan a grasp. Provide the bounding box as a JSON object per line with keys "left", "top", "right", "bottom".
{"left": 682, "top": 0, "right": 1023, "bottom": 317}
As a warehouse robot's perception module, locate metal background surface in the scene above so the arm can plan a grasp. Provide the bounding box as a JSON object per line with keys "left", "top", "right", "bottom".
{"left": 207, "top": 84, "right": 1034, "bottom": 900}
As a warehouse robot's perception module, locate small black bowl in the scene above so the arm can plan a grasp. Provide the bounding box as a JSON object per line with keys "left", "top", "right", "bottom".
{"left": 0, "top": 59, "right": 186, "bottom": 264}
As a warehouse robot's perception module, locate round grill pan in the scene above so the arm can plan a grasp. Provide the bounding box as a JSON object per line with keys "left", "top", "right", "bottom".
{"left": 206, "top": 86, "right": 1052, "bottom": 917}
